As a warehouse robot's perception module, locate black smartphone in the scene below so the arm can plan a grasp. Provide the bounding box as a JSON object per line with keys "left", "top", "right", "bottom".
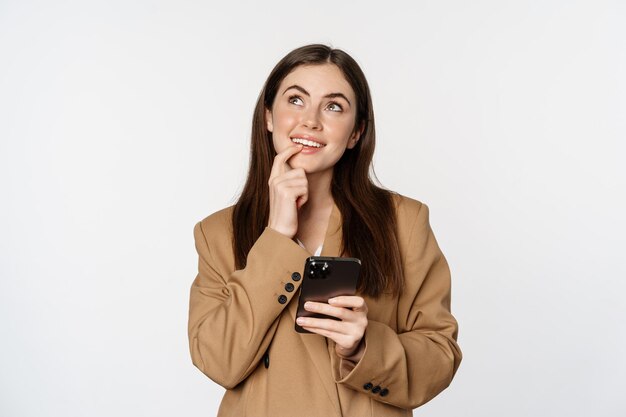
{"left": 295, "top": 256, "right": 361, "bottom": 333}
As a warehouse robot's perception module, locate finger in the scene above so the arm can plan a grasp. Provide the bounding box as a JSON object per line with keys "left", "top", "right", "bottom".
{"left": 296, "top": 194, "right": 308, "bottom": 210}
{"left": 328, "top": 296, "right": 368, "bottom": 312}
{"left": 268, "top": 178, "right": 308, "bottom": 205}
{"left": 299, "top": 323, "right": 360, "bottom": 349}
{"left": 297, "top": 316, "right": 345, "bottom": 333}
{"left": 304, "top": 301, "right": 349, "bottom": 321}
{"left": 272, "top": 168, "right": 307, "bottom": 184}
{"left": 301, "top": 326, "right": 343, "bottom": 341}
{"left": 296, "top": 182, "right": 309, "bottom": 208}
{"left": 277, "top": 185, "right": 308, "bottom": 203}
{"left": 269, "top": 144, "right": 303, "bottom": 179}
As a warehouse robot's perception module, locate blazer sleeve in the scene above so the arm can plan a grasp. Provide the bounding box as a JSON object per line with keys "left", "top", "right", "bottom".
{"left": 188, "top": 220, "right": 310, "bottom": 389}
{"left": 329, "top": 202, "right": 462, "bottom": 409}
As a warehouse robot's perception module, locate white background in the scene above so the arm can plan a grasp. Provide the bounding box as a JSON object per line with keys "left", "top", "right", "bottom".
{"left": 1, "top": 0, "right": 625, "bottom": 416}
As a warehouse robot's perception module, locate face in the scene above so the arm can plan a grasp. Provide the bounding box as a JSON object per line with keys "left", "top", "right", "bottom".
{"left": 265, "top": 64, "right": 363, "bottom": 174}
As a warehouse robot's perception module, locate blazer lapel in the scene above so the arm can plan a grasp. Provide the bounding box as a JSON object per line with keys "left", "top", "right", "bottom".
{"left": 288, "top": 200, "right": 343, "bottom": 416}
{"left": 319, "top": 199, "right": 343, "bottom": 257}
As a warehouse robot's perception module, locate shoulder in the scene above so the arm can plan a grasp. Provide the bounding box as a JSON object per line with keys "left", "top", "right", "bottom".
{"left": 192, "top": 205, "right": 238, "bottom": 271}
{"left": 194, "top": 204, "right": 235, "bottom": 245}
{"left": 386, "top": 191, "right": 434, "bottom": 249}
{"left": 389, "top": 191, "right": 426, "bottom": 223}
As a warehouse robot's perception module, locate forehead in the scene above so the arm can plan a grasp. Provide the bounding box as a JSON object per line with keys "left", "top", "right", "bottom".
{"left": 280, "top": 64, "right": 355, "bottom": 100}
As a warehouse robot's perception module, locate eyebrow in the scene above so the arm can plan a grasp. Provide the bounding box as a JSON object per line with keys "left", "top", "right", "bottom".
{"left": 282, "top": 84, "right": 352, "bottom": 107}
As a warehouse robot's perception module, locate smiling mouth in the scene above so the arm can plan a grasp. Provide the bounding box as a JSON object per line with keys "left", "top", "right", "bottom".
{"left": 291, "top": 137, "right": 325, "bottom": 148}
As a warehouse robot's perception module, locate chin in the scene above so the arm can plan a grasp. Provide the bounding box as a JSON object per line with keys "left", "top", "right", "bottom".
{"left": 287, "top": 154, "right": 336, "bottom": 175}
{"left": 289, "top": 163, "right": 334, "bottom": 178}
{"left": 287, "top": 161, "right": 312, "bottom": 173}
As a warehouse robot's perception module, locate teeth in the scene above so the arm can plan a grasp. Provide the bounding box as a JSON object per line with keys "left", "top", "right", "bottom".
{"left": 291, "top": 137, "right": 324, "bottom": 148}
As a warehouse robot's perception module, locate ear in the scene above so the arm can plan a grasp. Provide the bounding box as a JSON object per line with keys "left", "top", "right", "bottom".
{"left": 347, "top": 121, "right": 365, "bottom": 149}
{"left": 265, "top": 108, "right": 273, "bottom": 132}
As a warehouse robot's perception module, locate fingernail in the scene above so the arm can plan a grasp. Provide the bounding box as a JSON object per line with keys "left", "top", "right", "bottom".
{"left": 296, "top": 318, "right": 305, "bottom": 325}
{"left": 304, "top": 302, "right": 312, "bottom": 309}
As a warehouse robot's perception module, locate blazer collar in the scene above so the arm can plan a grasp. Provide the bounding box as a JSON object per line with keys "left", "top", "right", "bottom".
{"left": 321, "top": 199, "right": 342, "bottom": 257}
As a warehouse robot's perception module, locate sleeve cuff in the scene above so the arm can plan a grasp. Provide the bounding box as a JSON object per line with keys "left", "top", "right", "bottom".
{"left": 227, "top": 226, "right": 312, "bottom": 313}
{"left": 330, "top": 320, "right": 402, "bottom": 396}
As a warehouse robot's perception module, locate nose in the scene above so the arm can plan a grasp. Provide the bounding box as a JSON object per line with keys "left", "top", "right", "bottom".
{"left": 301, "top": 106, "right": 322, "bottom": 130}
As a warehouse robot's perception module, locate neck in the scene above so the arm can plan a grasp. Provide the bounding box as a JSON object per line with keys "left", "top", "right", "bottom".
{"left": 299, "top": 168, "right": 334, "bottom": 218}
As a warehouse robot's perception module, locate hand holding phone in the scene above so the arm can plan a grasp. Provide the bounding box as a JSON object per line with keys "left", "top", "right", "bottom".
{"left": 295, "top": 256, "right": 361, "bottom": 333}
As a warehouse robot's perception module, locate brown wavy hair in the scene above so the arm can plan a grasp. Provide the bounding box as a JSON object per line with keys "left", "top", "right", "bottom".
{"left": 232, "top": 44, "right": 403, "bottom": 298}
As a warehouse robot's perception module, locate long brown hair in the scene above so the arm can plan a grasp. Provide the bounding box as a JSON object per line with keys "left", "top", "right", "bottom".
{"left": 232, "top": 44, "right": 403, "bottom": 298}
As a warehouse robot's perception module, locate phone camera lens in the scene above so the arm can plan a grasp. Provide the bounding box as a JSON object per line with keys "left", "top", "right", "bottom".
{"left": 309, "top": 261, "right": 330, "bottom": 279}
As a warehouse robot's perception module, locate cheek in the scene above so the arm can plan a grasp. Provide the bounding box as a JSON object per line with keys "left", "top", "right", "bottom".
{"left": 271, "top": 136, "right": 287, "bottom": 154}
{"left": 272, "top": 107, "right": 298, "bottom": 130}
{"left": 269, "top": 110, "right": 297, "bottom": 152}
{"left": 326, "top": 118, "right": 356, "bottom": 145}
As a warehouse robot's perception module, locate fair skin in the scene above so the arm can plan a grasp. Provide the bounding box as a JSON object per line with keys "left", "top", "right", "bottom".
{"left": 265, "top": 64, "right": 368, "bottom": 361}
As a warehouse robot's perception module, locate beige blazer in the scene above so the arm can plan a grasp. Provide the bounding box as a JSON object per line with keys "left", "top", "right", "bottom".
{"left": 188, "top": 193, "right": 462, "bottom": 417}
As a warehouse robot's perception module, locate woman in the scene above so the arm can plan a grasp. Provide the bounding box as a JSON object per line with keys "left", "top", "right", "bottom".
{"left": 188, "top": 44, "right": 462, "bottom": 417}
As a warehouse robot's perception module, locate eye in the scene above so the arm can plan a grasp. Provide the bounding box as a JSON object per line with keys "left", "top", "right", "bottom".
{"left": 326, "top": 102, "right": 343, "bottom": 112}
{"left": 288, "top": 95, "right": 304, "bottom": 106}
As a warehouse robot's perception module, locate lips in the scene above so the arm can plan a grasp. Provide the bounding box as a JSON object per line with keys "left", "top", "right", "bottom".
{"left": 290, "top": 135, "right": 326, "bottom": 148}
